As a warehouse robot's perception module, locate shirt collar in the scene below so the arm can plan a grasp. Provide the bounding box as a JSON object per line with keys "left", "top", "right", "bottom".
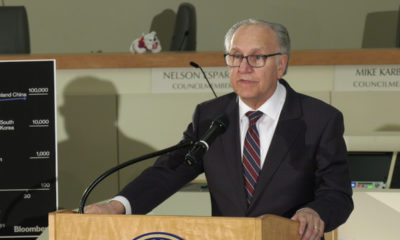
{"left": 238, "top": 81, "right": 286, "bottom": 121}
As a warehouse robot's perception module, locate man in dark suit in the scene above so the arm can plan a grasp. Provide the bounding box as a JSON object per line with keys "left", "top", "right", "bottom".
{"left": 85, "top": 19, "right": 353, "bottom": 240}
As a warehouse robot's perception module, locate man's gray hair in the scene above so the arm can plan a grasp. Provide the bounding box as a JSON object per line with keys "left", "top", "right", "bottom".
{"left": 224, "top": 18, "right": 291, "bottom": 69}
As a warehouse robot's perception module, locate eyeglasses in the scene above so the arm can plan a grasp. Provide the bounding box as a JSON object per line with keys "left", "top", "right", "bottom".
{"left": 224, "top": 53, "right": 282, "bottom": 68}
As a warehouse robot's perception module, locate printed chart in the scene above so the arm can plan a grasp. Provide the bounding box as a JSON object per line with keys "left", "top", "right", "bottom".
{"left": 0, "top": 60, "right": 57, "bottom": 239}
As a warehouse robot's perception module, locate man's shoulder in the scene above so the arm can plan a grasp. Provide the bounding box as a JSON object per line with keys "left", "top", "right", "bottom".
{"left": 281, "top": 79, "right": 342, "bottom": 117}
{"left": 285, "top": 89, "right": 345, "bottom": 134}
{"left": 198, "top": 92, "right": 237, "bottom": 108}
{"left": 297, "top": 92, "right": 341, "bottom": 115}
{"left": 192, "top": 92, "right": 237, "bottom": 122}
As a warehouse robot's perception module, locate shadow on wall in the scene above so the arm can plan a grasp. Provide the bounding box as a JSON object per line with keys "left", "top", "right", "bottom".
{"left": 375, "top": 124, "right": 400, "bottom": 132}
{"left": 150, "top": 9, "right": 176, "bottom": 51}
{"left": 149, "top": 2, "right": 197, "bottom": 51}
{"left": 57, "top": 77, "right": 155, "bottom": 210}
{"left": 362, "top": 8, "right": 400, "bottom": 48}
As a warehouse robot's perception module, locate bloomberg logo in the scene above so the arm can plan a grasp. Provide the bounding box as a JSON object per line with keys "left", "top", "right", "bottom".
{"left": 133, "top": 232, "right": 184, "bottom": 240}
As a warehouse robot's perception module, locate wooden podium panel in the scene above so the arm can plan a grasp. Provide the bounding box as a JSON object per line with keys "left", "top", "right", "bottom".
{"left": 49, "top": 211, "right": 300, "bottom": 240}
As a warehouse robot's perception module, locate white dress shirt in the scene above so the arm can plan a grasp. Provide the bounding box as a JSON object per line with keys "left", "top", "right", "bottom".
{"left": 238, "top": 82, "right": 286, "bottom": 168}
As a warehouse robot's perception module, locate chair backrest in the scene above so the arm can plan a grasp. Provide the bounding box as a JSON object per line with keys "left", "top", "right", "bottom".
{"left": 362, "top": 9, "right": 399, "bottom": 48}
{"left": 170, "top": 3, "right": 196, "bottom": 51}
{"left": 396, "top": 5, "right": 400, "bottom": 47}
{"left": 0, "top": 6, "right": 30, "bottom": 54}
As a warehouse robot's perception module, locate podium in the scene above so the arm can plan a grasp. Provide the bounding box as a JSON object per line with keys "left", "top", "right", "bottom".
{"left": 49, "top": 211, "right": 301, "bottom": 240}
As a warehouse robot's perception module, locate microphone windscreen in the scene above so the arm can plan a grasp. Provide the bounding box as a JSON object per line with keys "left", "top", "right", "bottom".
{"left": 190, "top": 61, "right": 200, "bottom": 68}
{"left": 213, "top": 114, "right": 229, "bottom": 130}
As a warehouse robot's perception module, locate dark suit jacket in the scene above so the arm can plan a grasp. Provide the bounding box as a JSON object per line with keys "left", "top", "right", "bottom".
{"left": 119, "top": 79, "right": 353, "bottom": 232}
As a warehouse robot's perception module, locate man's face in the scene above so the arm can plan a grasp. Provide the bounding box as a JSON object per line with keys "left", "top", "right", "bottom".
{"left": 228, "top": 25, "right": 288, "bottom": 109}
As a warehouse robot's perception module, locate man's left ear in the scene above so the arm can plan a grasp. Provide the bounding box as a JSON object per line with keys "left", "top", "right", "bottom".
{"left": 277, "top": 54, "right": 288, "bottom": 77}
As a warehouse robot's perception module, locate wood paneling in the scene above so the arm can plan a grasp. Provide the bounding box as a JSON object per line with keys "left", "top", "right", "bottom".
{"left": 1, "top": 49, "right": 400, "bottom": 69}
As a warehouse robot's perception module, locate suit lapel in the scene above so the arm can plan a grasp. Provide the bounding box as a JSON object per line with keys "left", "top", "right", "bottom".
{"left": 218, "top": 96, "right": 248, "bottom": 211}
{"left": 249, "top": 79, "right": 304, "bottom": 210}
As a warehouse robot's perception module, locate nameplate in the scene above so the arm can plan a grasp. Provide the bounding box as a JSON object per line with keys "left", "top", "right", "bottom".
{"left": 334, "top": 65, "right": 400, "bottom": 91}
{"left": 151, "top": 67, "right": 231, "bottom": 93}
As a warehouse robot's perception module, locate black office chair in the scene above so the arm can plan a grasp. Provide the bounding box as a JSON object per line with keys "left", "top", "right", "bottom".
{"left": 362, "top": 7, "right": 400, "bottom": 48}
{"left": 170, "top": 3, "right": 196, "bottom": 51}
{"left": 0, "top": 6, "right": 30, "bottom": 54}
{"left": 396, "top": 5, "right": 400, "bottom": 47}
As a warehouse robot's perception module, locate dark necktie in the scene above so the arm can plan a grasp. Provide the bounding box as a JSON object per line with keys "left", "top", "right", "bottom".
{"left": 242, "top": 110, "right": 263, "bottom": 206}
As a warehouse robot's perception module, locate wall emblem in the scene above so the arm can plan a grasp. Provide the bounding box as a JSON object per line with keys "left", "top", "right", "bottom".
{"left": 133, "top": 232, "right": 184, "bottom": 240}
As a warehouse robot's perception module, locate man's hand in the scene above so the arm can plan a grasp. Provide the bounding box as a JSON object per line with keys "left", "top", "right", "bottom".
{"left": 291, "top": 208, "right": 324, "bottom": 240}
{"left": 84, "top": 200, "right": 126, "bottom": 214}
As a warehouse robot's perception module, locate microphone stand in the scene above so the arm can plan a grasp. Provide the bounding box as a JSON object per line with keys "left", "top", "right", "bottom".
{"left": 78, "top": 140, "right": 193, "bottom": 214}
{"left": 190, "top": 62, "right": 218, "bottom": 98}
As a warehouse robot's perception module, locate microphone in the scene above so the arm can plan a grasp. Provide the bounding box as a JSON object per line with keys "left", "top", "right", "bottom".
{"left": 185, "top": 115, "right": 229, "bottom": 166}
{"left": 190, "top": 61, "right": 218, "bottom": 98}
